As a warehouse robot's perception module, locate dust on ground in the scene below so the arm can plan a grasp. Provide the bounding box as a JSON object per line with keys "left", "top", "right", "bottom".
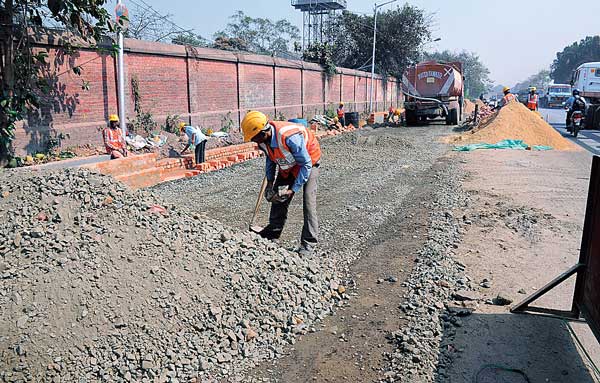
{"left": 441, "top": 149, "right": 600, "bottom": 383}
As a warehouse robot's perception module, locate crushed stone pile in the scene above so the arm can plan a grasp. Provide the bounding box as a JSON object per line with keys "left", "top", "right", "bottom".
{"left": 0, "top": 169, "right": 343, "bottom": 382}
{"left": 449, "top": 101, "right": 579, "bottom": 151}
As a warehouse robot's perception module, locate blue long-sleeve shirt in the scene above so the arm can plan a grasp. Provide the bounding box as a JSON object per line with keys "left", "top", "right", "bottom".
{"left": 264, "top": 127, "right": 312, "bottom": 193}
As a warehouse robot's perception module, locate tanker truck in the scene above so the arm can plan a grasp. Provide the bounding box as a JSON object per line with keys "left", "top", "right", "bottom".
{"left": 402, "top": 61, "right": 464, "bottom": 126}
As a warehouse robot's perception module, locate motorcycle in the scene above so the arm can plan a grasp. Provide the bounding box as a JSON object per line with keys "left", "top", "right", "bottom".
{"left": 571, "top": 110, "right": 584, "bottom": 137}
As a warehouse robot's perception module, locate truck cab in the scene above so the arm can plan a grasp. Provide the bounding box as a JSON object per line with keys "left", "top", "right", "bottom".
{"left": 571, "top": 62, "right": 600, "bottom": 129}
{"left": 543, "top": 84, "right": 571, "bottom": 108}
{"left": 572, "top": 62, "right": 600, "bottom": 102}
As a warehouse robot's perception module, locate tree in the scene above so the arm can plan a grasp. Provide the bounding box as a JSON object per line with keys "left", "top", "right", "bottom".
{"left": 513, "top": 69, "right": 551, "bottom": 92}
{"left": 328, "top": 5, "right": 432, "bottom": 78}
{"left": 125, "top": 2, "right": 191, "bottom": 43}
{"left": 551, "top": 36, "right": 600, "bottom": 84}
{"left": 214, "top": 11, "right": 300, "bottom": 55}
{"left": 0, "top": 0, "right": 116, "bottom": 164}
{"left": 212, "top": 35, "right": 249, "bottom": 52}
{"left": 425, "top": 50, "right": 492, "bottom": 98}
{"left": 172, "top": 32, "right": 208, "bottom": 47}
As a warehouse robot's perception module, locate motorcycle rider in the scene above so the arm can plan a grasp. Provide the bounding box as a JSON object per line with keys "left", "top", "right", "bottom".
{"left": 566, "top": 89, "right": 587, "bottom": 131}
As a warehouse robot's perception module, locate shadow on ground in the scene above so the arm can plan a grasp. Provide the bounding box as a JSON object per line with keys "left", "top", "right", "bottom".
{"left": 435, "top": 312, "right": 597, "bottom": 383}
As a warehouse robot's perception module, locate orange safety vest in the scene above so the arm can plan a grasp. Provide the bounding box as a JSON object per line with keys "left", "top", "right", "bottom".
{"left": 502, "top": 93, "right": 517, "bottom": 105}
{"left": 337, "top": 108, "right": 345, "bottom": 119}
{"left": 102, "top": 127, "right": 125, "bottom": 153}
{"left": 527, "top": 94, "right": 539, "bottom": 110}
{"left": 262, "top": 121, "right": 321, "bottom": 177}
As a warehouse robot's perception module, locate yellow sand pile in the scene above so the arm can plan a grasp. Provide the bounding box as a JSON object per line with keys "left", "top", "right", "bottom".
{"left": 448, "top": 101, "right": 579, "bottom": 151}
{"left": 464, "top": 99, "right": 476, "bottom": 115}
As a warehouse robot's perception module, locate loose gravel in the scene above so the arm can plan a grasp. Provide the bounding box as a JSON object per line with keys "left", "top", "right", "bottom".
{"left": 1, "top": 124, "right": 483, "bottom": 383}
{"left": 0, "top": 169, "right": 343, "bottom": 382}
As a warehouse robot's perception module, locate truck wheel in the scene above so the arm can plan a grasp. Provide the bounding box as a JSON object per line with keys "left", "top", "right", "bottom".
{"left": 406, "top": 110, "right": 417, "bottom": 126}
{"left": 450, "top": 108, "right": 459, "bottom": 125}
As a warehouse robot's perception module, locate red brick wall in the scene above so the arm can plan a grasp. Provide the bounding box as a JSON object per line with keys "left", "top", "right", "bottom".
{"left": 238, "top": 63, "right": 275, "bottom": 118}
{"left": 325, "top": 74, "right": 341, "bottom": 110}
{"left": 14, "top": 38, "right": 396, "bottom": 155}
{"left": 126, "top": 53, "right": 189, "bottom": 122}
{"left": 356, "top": 76, "right": 368, "bottom": 114}
{"left": 342, "top": 75, "right": 355, "bottom": 112}
{"left": 188, "top": 59, "right": 238, "bottom": 130}
{"left": 16, "top": 48, "right": 118, "bottom": 155}
{"left": 275, "top": 67, "right": 302, "bottom": 120}
{"left": 303, "top": 70, "right": 325, "bottom": 118}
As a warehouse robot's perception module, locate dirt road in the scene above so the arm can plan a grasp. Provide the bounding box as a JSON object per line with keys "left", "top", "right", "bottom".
{"left": 445, "top": 149, "right": 600, "bottom": 383}
{"left": 152, "top": 124, "right": 600, "bottom": 382}
{"left": 153, "top": 124, "right": 458, "bottom": 381}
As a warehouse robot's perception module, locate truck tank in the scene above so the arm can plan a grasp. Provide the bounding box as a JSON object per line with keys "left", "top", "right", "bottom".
{"left": 402, "top": 61, "right": 465, "bottom": 126}
{"left": 402, "top": 61, "right": 464, "bottom": 98}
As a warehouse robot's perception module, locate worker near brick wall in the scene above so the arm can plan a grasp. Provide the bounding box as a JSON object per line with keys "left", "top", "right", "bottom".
{"left": 527, "top": 87, "right": 539, "bottom": 111}
{"left": 103, "top": 114, "right": 128, "bottom": 159}
{"left": 337, "top": 102, "right": 346, "bottom": 127}
{"left": 241, "top": 111, "right": 321, "bottom": 256}
{"left": 499, "top": 87, "right": 517, "bottom": 108}
{"left": 179, "top": 122, "right": 208, "bottom": 164}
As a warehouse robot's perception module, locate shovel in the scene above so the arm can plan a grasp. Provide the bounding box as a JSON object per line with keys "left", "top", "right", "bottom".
{"left": 249, "top": 176, "right": 268, "bottom": 234}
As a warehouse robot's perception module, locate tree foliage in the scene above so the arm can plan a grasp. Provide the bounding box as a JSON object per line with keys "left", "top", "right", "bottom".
{"left": 125, "top": 2, "right": 192, "bottom": 43}
{"left": 0, "top": 0, "right": 116, "bottom": 164}
{"left": 551, "top": 36, "right": 600, "bottom": 83}
{"left": 214, "top": 11, "right": 300, "bottom": 55}
{"left": 424, "top": 50, "right": 492, "bottom": 98}
{"left": 512, "top": 69, "right": 551, "bottom": 92}
{"left": 172, "top": 32, "right": 208, "bottom": 47}
{"left": 328, "top": 5, "right": 432, "bottom": 78}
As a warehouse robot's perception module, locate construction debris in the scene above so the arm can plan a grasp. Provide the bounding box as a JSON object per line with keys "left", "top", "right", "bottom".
{"left": 0, "top": 169, "right": 343, "bottom": 381}
{"left": 449, "top": 102, "right": 579, "bottom": 151}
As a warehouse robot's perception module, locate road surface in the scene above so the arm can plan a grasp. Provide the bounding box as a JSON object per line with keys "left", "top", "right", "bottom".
{"left": 541, "top": 107, "right": 600, "bottom": 154}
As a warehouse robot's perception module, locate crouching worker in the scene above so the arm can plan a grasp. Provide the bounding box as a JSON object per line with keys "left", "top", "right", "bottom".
{"left": 242, "top": 111, "right": 321, "bottom": 256}
{"left": 103, "top": 114, "right": 127, "bottom": 159}
{"left": 179, "top": 122, "right": 208, "bottom": 164}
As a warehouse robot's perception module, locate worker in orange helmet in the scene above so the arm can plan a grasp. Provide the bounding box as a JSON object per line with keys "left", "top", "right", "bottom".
{"left": 103, "top": 114, "right": 127, "bottom": 159}
{"left": 499, "top": 86, "right": 517, "bottom": 108}
{"left": 336, "top": 102, "right": 346, "bottom": 127}
{"left": 241, "top": 111, "right": 322, "bottom": 256}
{"left": 526, "top": 87, "right": 539, "bottom": 111}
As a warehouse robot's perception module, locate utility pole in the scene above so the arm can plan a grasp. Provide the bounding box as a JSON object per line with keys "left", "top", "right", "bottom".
{"left": 116, "top": 0, "right": 127, "bottom": 136}
{"left": 369, "top": 0, "right": 397, "bottom": 113}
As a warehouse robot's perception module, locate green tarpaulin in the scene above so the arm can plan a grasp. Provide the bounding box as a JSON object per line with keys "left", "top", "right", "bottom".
{"left": 453, "top": 139, "right": 553, "bottom": 152}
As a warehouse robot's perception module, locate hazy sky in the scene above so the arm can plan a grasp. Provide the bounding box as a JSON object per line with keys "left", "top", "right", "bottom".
{"left": 111, "top": 0, "right": 600, "bottom": 86}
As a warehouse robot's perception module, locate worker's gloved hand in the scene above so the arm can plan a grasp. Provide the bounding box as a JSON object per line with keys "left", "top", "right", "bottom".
{"left": 265, "top": 181, "right": 276, "bottom": 202}
{"left": 272, "top": 189, "right": 293, "bottom": 203}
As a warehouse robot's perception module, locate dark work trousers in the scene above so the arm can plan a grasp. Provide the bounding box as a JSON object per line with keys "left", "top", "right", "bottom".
{"left": 194, "top": 140, "right": 206, "bottom": 164}
{"left": 259, "top": 164, "right": 319, "bottom": 247}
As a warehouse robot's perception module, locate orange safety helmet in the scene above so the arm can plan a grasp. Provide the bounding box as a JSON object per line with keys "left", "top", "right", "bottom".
{"left": 241, "top": 111, "right": 269, "bottom": 142}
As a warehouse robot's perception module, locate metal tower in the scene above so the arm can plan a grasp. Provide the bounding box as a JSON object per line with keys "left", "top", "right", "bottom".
{"left": 292, "top": 0, "right": 347, "bottom": 49}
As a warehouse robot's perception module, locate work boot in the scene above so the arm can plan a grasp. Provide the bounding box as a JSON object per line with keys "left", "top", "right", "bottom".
{"left": 297, "top": 243, "right": 315, "bottom": 257}
{"left": 258, "top": 226, "right": 282, "bottom": 241}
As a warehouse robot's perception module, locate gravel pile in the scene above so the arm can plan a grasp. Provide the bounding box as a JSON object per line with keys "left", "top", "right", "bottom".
{"left": 380, "top": 161, "right": 473, "bottom": 382}
{"left": 0, "top": 169, "right": 344, "bottom": 382}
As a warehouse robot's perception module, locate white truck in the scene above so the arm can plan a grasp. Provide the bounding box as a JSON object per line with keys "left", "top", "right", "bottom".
{"left": 571, "top": 62, "right": 600, "bottom": 129}
{"left": 542, "top": 84, "right": 571, "bottom": 108}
